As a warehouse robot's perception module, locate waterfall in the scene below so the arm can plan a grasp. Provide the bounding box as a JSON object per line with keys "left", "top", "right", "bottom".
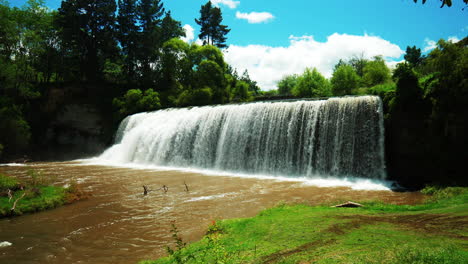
{"left": 100, "top": 96, "right": 386, "bottom": 180}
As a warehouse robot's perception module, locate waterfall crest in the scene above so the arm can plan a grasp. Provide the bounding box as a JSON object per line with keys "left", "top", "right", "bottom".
{"left": 100, "top": 96, "right": 386, "bottom": 179}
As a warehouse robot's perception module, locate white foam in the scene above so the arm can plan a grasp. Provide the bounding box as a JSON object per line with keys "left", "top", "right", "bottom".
{"left": 77, "top": 158, "right": 393, "bottom": 191}
{"left": 0, "top": 163, "right": 27, "bottom": 167}
{"left": 187, "top": 192, "right": 238, "bottom": 202}
{"left": 0, "top": 241, "right": 12, "bottom": 248}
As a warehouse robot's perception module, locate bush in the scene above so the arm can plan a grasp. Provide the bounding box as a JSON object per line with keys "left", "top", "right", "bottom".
{"left": 113, "top": 88, "right": 161, "bottom": 117}
{"left": 292, "top": 68, "right": 332, "bottom": 98}
{"left": 176, "top": 87, "right": 213, "bottom": 107}
{"left": 331, "top": 64, "right": 360, "bottom": 96}
{"left": 0, "top": 174, "right": 20, "bottom": 191}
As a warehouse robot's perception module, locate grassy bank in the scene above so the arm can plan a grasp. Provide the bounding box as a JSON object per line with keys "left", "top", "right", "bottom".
{"left": 0, "top": 172, "right": 85, "bottom": 217}
{"left": 142, "top": 187, "right": 467, "bottom": 264}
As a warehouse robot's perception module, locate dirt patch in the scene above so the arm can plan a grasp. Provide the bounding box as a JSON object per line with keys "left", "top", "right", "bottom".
{"left": 338, "top": 214, "right": 468, "bottom": 239}
{"left": 262, "top": 217, "right": 377, "bottom": 263}
{"left": 261, "top": 239, "right": 336, "bottom": 264}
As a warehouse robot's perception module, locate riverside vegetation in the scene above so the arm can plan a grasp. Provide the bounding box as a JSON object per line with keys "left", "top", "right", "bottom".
{"left": 0, "top": 170, "right": 85, "bottom": 217}
{"left": 142, "top": 187, "right": 468, "bottom": 264}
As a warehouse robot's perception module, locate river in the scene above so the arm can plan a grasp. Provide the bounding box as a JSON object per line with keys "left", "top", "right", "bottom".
{"left": 0, "top": 162, "right": 424, "bottom": 264}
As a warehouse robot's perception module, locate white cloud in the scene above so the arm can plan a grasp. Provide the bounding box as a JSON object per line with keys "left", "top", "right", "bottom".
{"left": 181, "top": 24, "right": 195, "bottom": 43}
{"left": 448, "top": 36, "right": 461, "bottom": 43}
{"left": 210, "top": 0, "right": 240, "bottom": 9}
{"left": 423, "top": 38, "right": 437, "bottom": 52}
{"left": 236, "top": 11, "right": 274, "bottom": 24}
{"left": 223, "top": 33, "right": 404, "bottom": 90}
{"left": 386, "top": 59, "right": 405, "bottom": 70}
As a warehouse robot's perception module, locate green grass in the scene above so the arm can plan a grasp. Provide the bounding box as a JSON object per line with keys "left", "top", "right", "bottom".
{"left": 0, "top": 173, "right": 21, "bottom": 191}
{"left": 141, "top": 187, "right": 468, "bottom": 264}
{"left": 0, "top": 173, "right": 84, "bottom": 217}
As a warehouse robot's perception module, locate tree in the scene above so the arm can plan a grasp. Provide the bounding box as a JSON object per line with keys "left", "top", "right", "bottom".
{"left": 161, "top": 11, "right": 185, "bottom": 44}
{"left": 392, "top": 63, "right": 423, "bottom": 110}
{"left": 404, "top": 46, "right": 423, "bottom": 67}
{"left": 331, "top": 64, "right": 360, "bottom": 96}
{"left": 349, "top": 53, "right": 368, "bottom": 77}
{"left": 113, "top": 88, "right": 161, "bottom": 117}
{"left": 292, "top": 68, "right": 332, "bottom": 98}
{"left": 117, "top": 0, "right": 139, "bottom": 81}
{"left": 137, "top": 0, "right": 165, "bottom": 86}
{"left": 362, "top": 56, "right": 391, "bottom": 87}
{"left": 277, "top": 74, "right": 298, "bottom": 96}
{"left": 232, "top": 80, "right": 253, "bottom": 102}
{"left": 56, "top": 0, "right": 118, "bottom": 82}
{"left": 240, "top": 69, "right": 260, "bottom": 95}
{"left": 195, "top": 1, "right": 230, "bottom": 48}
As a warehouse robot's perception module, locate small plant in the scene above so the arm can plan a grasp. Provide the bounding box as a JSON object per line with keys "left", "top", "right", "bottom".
{"left": 165, "top": 223, "right": 194, "bottom": 264}
{"left": 206, "top": 220, "right": 224, "bottom": 235}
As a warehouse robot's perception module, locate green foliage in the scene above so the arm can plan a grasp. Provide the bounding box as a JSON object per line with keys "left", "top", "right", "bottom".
{"left": 259, "top": 89, "right": 279, "bottom": 97}
{"left": 362, "top": 56, "right": 391, "bottom": 87}
{"left": 0, "top": 170, "right": 85, "bottom": 217}
{"left": 331, "top": 64, "right": 360, "bottom": 96}
{"left": 232, "top": 80, "right": 253, "bottom": 102}
{"left": 385, "top": 245, "right": 466, "bottom": 264}
{"left": 240, "top": 70, "right": 260, "bottom": 95}
{"left": 404, "top": 45, "right": 423, "bottom": 67}
{"left": 176, "top": 87, "right": 213, "bottom": 107}
{"left": 0, "top": 101, "right": 31, "bottom": 154}
{"left": 0, "top": 173, "right": 20, "bottom": 191}
{"left": 292, "top": 68, "right": 332, "bottom": 98}
{"left": 392, "top": 62, "right": 423, "bottom": 108}
{"left": 113, "top": 89, "right": 161, "bottom": 117}
{"left": 349, "top": 54, "right": 368, "bottom": 77}
{"left": 277, "top": 74, "right": 298, "bottom": 96}
{"left": 195, "top": 1, "right": 230, "bottom": 48}
{"left": 117, "top": 0, "right": 139, "bottom": 80}
{"left": 0, "top": 186, "right": 66, "bottom": 217}
{"left": 56, "top": 0, "right": 118, "bottom": 81}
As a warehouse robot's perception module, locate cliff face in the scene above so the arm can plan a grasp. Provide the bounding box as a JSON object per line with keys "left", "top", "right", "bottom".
{"left": 26, "top": 83, "right": 118, "bottom": 161}
{"left": 45, "top": 104, "right": 107, "bottom": 157}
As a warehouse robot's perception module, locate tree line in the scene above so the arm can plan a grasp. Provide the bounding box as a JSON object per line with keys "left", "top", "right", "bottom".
{"left": 0, "top": 0, "right": 259, "bottom": 159}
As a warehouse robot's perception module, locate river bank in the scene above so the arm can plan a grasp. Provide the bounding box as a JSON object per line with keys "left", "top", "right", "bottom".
{"left": 0, "top": 172, "right": 85, "bottom": 217}
{"left": 144, "top": 187, "right": 468, "bottom": 264}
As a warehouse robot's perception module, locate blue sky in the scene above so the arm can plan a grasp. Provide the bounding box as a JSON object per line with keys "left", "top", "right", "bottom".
{"left": 9, "top": 0, "right": 468, "bottom": 90}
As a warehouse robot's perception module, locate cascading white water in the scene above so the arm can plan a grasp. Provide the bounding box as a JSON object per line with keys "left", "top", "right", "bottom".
{"left": 99, "top": 96, "right": 386, "bottom": 180}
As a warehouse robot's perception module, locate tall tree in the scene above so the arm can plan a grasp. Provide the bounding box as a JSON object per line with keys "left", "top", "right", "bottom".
{"left": 404, "top": 45, "right": 423, "bottom": 67}
{"left": 160, "top": 11, "right": 185, "bottom": 44}
{"left": 117, "top": 0, "right": 139, "bottom": 81}
{"left": 56, "top": 0, "right": 118, "bottom": 82}
{"left": 137, "top": 0, "right": 165, "bottom": 86}
{"left": 195, "top": 1, "right": 230, "bottom": 48}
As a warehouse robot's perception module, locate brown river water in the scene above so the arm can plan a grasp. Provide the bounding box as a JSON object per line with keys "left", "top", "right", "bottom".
{"left": 0, "top": 162, "right": 424, "bottom": 264}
